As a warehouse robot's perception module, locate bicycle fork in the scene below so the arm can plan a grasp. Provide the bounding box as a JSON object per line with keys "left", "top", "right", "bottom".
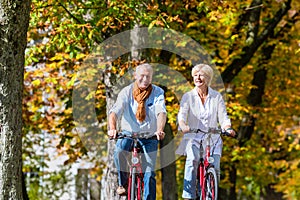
{"left": 128, "top": 141, "right": 143, "bottom": 200}
{"left": 199, "top": 143, "right": 212, "bottom": 200}
{"left": 199, "top": 161, "right": 205, "bottom": 200}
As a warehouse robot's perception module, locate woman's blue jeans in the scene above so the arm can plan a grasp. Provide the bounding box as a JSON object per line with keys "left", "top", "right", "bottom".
{"left": 114, "top": 137, "right": 158, "bottom": 200}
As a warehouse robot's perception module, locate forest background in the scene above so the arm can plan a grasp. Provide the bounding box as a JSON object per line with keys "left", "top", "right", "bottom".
{"left": 0, "top": 0, "right": 299, "bottom": 200}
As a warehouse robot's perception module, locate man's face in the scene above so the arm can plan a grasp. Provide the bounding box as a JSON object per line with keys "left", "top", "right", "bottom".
{"left": 134, "top": 67, "right": 153, "bottom": 90}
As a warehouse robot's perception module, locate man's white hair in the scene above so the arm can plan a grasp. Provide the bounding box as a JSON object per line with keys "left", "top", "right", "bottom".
{"left": 136, "top": 63, "right": 153, "bottom": 74}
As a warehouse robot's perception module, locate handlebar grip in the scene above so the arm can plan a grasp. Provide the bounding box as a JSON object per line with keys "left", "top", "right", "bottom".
{"left": 108, "top": 133, "right": 122, "bottom": 140}
{"left": 223, "top": 129, "right": 239, "bottom": 139}
{"left": 222, "top": 131, "right": 231, "bottom": 137}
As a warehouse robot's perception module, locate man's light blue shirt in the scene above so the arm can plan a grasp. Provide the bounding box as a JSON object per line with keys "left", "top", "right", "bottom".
{"left": 110, "top": 83, "right": 166, "bottom": 136}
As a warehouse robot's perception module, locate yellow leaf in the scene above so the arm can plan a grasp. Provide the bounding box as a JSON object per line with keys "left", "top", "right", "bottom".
{"left": 47, "top": 62, "right": 57, "bottom": 69}
{"left": 57, "top": 60, "right": 65, "bottom": 67}
{"left": 76, "top": 53, "right": 86, "bottom": 60}
{"left": 32, "top": 79, "right": 41, "bottom": 86}
{"left": 166, "top": 96, "right": 174, "bottom": 102}
{"left": 67, "top": 75, "right": 76, "bottom": 88}
{"left": 49, "top": 53, "right": 64, "bottom": 61}
{"left": 186, "top": 21, "right": 199, "bottom": 28}
{"left": 224, "top": 28, "right": 231, "bottom": 37}
{"left": 88, "top": 30, "right": 94, "bottom": 40}
{"left": 45, "top": 87, "right": 51, "bottom": 93}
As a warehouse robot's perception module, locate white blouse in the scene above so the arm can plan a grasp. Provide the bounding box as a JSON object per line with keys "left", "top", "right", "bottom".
{"left": 176, "top": 87, "right": 231, "bottom": 156}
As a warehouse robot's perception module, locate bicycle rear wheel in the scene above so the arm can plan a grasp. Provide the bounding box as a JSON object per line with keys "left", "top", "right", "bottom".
{"left": 136, "top": 174, "right": 143, "bottom": 200}
{"left": 204, "top": 167, "right": 218, "bottom": 200}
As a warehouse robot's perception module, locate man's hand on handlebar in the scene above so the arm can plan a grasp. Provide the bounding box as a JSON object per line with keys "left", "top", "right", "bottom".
{"left": 108, "top": 129, "right": 117, "bottom": 139}
{"left": 155, "top": 130, "right": 165, "bottom": 140}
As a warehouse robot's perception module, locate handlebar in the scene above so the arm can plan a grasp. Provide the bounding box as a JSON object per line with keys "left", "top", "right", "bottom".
{"left": 190, "top": 128, "right": 238, "bottom": 138}
{"left": 110, "top": 132, "right": 157, "bottom": 140}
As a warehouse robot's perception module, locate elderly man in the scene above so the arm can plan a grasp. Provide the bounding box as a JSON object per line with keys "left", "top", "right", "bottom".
{"left": 108, "top": 63, "right": 167, "bottom": 200}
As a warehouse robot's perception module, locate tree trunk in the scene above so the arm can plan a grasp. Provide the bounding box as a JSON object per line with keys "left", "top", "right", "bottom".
{"left": 100, "top": 65, "right": 125, "bottom": 200}
{"left": 0, "top": 0, "right": 31, "bottom": 199}
{"left": 76, "top": 169, "right": 89, "bottom": 199}
{"left": 75, "top": 168, "right": 101, "bottom": 200}
{"left": 100, "top": 5, "right": 147, "bottom": 197}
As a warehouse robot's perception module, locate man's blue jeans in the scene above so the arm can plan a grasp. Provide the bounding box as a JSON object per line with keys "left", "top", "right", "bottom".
{"left": 114, "top": 136, "right": 158, "bottom": 200}
{"left": 182, "top": 143, "right": 221, "bottom": 199}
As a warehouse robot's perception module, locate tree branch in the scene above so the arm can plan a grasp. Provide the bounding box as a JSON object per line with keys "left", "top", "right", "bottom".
{"left": 246, "top": 0, "right": 262, "bottom": 42}
{"left": 58, "top": 3, "right": 83, "bottom": 24}
{"left": 222, "top": 0, "right": 292, "bottom": 83}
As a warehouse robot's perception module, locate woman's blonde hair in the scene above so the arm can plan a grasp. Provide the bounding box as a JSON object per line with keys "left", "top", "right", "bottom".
{"left": 192, "top": 64, "right": 214, "bottom": 86}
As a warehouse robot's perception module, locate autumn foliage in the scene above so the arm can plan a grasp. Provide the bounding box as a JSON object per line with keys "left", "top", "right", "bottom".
{"left": 24, "top": 0, "right": 299, "bottom": 199}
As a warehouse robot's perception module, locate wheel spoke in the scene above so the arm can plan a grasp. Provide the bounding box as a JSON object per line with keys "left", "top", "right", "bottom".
{"left": 204, "top": 168, "right": 218, "bottom": 200}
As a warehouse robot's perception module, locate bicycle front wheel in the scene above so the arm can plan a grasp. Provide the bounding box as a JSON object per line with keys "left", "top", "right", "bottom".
{"left": 204, "top": 167, "right": 218, "bottom": 200}
{"left": 129, "top": 167, "right": 137, "bottom": 200}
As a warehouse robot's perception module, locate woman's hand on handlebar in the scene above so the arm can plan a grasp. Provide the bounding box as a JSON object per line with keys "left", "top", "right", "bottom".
{"left": 224, "top": 127, "right": 236, "bottom": 138}
{"left": 179, "top": 120, "right": 190, "bottom": 134}
{"left": 108, "top": 129, "right": 117, "bottom": 139}
{"left": 181, "top": 125, "right": 190, "bottom": 134}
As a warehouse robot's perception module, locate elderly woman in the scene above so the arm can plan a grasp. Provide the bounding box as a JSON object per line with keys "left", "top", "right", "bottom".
{"left": 176, "top": 64, "right": 235, "bottom": 200}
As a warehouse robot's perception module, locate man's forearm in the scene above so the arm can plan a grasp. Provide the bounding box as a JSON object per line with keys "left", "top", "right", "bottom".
{"left": 157, "top": 112, "right": 167, "bottom": 132}
{"left": 109, "top": 112, "right": 117, "bottom": 130}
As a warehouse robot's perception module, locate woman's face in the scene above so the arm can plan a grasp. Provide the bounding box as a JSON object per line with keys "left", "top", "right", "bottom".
{"left": 134, "top": 67, "right": 153, "bottom": 90}
{"left": 193, "top": 70, "right": 209, "bottom": 88}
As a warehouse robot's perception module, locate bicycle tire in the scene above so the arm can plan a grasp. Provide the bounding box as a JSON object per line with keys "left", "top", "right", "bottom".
{"left": 130, "top": 167, "right": 137, "bottom": 200}
{"left": 204, "top": 167, "right": 218, "bottom": 200}
{"left": 137, "top": 174, "right": 143, "bottom": 200}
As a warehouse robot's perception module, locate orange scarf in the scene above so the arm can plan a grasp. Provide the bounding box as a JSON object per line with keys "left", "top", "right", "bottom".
{"left": 133, "top": 82, "right": 152, "bottom": 122}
